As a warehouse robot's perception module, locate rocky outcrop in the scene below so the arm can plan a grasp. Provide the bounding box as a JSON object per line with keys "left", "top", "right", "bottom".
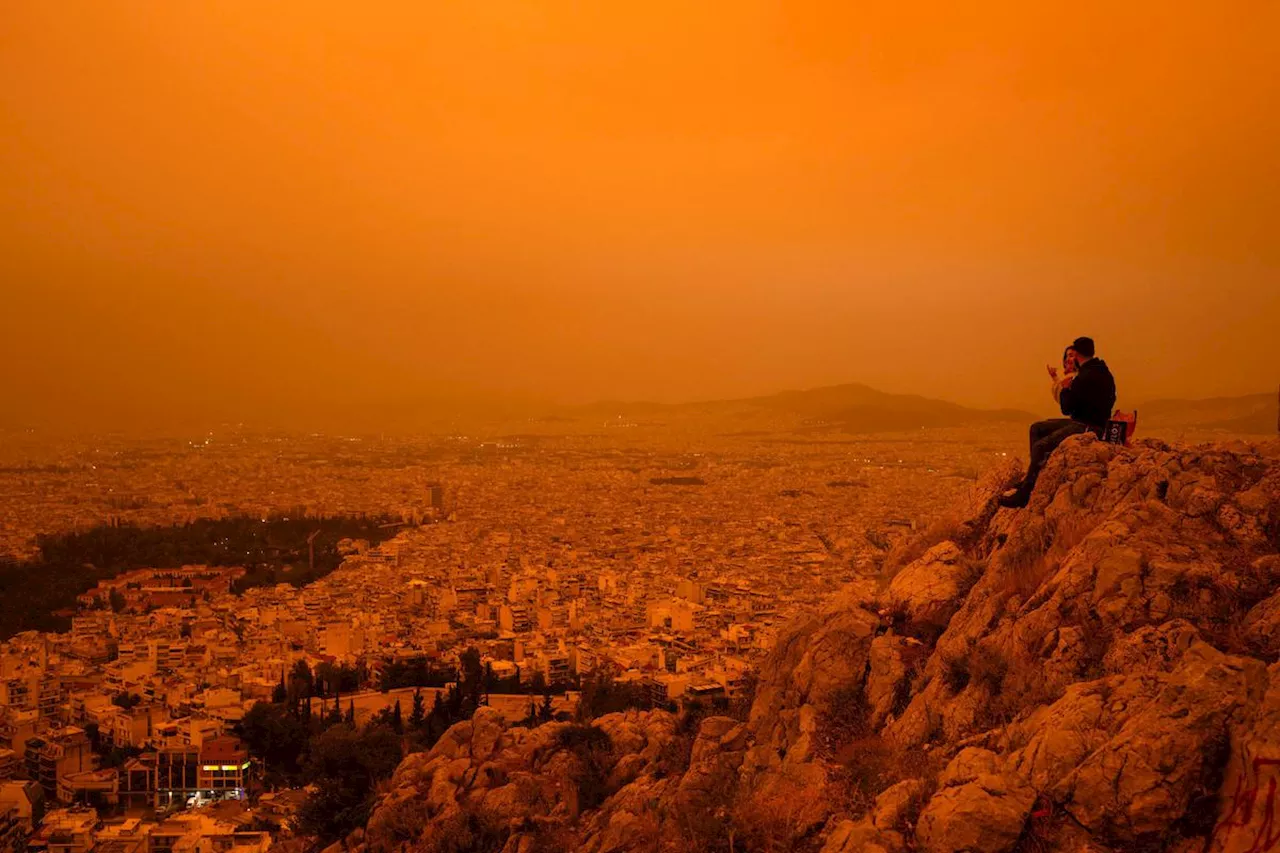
{"left": 886, "top": 541, "right": 981, "bottom": 633}
{"left": 356, "top": 436, "right": 1280, "bottom": 853}
{"left": 916, "top": 749, "right": 1035, "bottom": 853}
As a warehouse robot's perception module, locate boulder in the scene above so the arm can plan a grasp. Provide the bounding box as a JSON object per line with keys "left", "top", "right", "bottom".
{"left": 866, "top": 635, "right": 912, "bottom": 729}
{"left": 1055, "top": 643, "right": 1265, "bottom": 841}
{"left": 748, "top": 598, "right": 879, "bottom": 757}
{"left": 469, "top": 706, "right": 505, "bottom": 761}
{"left": 1102, "top": 619, "right": 1200, "bottom": 674}
{"left": 1207, "top": 662, "right": 1280, "bottom": 853}
{"left": 887, "top": 541, "right": 981, "bottom": 631}
{"left": 821, "top": 818, "right": 905, "bottom": 853}
{"left": 916, "top": 771, "right": 1035, "bottom": 853}
{"left": 1243, "top": 592, "right": 1280, "bottom": 657}
{"left": 939, "top": 748, "right": 1003, "bottom": 786}
{"left": 872, "top": 777, "right": 926, "bottom": 832}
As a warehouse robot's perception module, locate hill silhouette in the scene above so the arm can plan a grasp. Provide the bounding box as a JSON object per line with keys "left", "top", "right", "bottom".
{"left": 567, "top": 383, "right": 1031, "bottom": 432}
{"left": 1138, "top": 391, "right": 1277, "bottom": 434}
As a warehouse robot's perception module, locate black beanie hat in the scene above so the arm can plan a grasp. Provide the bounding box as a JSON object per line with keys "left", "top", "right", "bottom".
{"left": 1071, "top": 337, "right": 1096, "bottom": 358}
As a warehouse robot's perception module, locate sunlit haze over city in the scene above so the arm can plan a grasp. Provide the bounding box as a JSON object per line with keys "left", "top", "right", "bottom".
{"left": 1, "top": 4, "right": 1278, "bottom": 852}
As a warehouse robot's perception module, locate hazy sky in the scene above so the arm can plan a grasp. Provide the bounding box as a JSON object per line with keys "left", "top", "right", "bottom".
{"left": 3, "top": 1, "right": 1278, "bottom": 428}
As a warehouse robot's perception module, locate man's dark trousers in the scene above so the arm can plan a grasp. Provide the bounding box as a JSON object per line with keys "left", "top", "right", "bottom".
{"left": 1017, "top": 418, "right": 1090, "bottom": 500}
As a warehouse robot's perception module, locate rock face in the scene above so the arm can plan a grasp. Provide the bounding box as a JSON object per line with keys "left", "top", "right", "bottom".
{"left": 357, "top": 436, "right": 1280, "bottom": 853}
{"left": 916, "top": 749, "right": 1035, "bottom": 853}
{"left": 886, "top": 541, "right": 980, "bottom": 632}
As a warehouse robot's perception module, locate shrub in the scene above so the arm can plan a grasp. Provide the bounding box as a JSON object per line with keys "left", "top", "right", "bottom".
{"left": 829, "top": 736, "right": 897, "bottom": 816}
{"left": 940, "top": 651, "right": 971, "bottom": 694}
{"left": 997, "top": 525, "right": 1051, "bottom": 597}
{"left": 652, "top": 733, "right": 694, "bottom": 779}
{"left": 1170, "top": 726, "right": 1232, "bottom": 840}
{"left": 970, "top": 645, "right": 1009, "bottom": 695}
{"left": 1076, "top": 612, "right": 1112, "bottom": 679}
{"left": 553, "top": 723, "right": 612, "bottom": 756}
{"left": 731, "top": 776, "right": 829, "bottom": 853}
{"left": 297, "top": 780, "right": 377, "bottom": 845}
{"left": 823, "top": 683, "right": 873, "bottom": 741}
{"left": 577, "top": 669, "right": 651, "bottom": 720}
{"left": 417, "top": 804, "right": 508, "bottom": 853}
{"left": 373, "top": 797, "right": 433, "bottom": 848}
{"left": 529, "top": 823, "right": 586, "bottom": 853}
{"left": 553, "top": 724, "right": 614, "bottom": 813}
{"left": 728, "top": 671, "right": 759, "bottom": 722}
{"left": 676, "top": 701, "right": 710, "bottom": 737}
{"left": 828, "top": 735, "right": 945, "bottom": 822}
{"left": 653, "top": 704, "right": 708, "bottom": 779}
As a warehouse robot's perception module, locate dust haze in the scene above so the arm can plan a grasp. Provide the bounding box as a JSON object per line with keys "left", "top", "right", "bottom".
{"left": 2, "top": 1, "right": 1278, "bottom": 430}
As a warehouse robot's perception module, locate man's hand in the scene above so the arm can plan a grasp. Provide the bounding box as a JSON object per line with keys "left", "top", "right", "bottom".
{"left": 1047, "top": 365, "right": 1058, "bottom": 380}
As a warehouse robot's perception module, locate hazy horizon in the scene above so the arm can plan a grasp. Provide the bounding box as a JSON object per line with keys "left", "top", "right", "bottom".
{"left": 4, "top": 1, "right": 1278, "bottom": 430}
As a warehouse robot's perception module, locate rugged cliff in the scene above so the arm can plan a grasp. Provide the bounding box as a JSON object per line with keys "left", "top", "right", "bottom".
{"left": 353, "top": 435, "right": 1280, "bottom": 853}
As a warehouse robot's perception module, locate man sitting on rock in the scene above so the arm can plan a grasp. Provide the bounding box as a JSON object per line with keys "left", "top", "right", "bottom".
{"left": 999, "top": 336, "right": 1117, "bottom": 509}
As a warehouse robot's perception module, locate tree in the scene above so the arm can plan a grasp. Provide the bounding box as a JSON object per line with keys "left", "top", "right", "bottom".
{"left": 288, "top": 660, "right": 314, "bottom": 714}
{"left": 236, "top": 701, "right": 308, "bottom": 783}
{"left": 316, "top": 662, "right": 334, "bottom": 696}
{"left": 112, "top": 692, "right": 142, "bottom": 710}
{"left": 459, "top": 647, "right": 484, "bottom": 706}
{"left": 271, "top": 675, "right": 288, "bottom": 705}
{"left": 409, "top": 689, "right": 426, "bottom": 730}
{"left": 108, "top": 587, "right": 126, "bottom": 613}
{"left": 306, "top": 724, "right": 402, "bottom": 782}
{"left": 578, "top": 668, "right": 650, "bottom": 720}
{"left": 530, "top": 671, "right": 547, "bottom": 695}
{"left": 291, "top": 660, "right": 314, "bottom": 697}
{"left": 295, "top": 778, "right": 372, "bottom": 845}
{"left": 391, "top": 699, "right": 403, "bottom": 734}
{"left": 297, "top": 725, "right": 403, "bottom": 843}
{"left": 538, "top": 692, "right": 554, "bottom": 724}
{"left": 325, "top": 692, "right": 343, "bottom": 728}
{"left": 345, "top": 701, "right": 356, "bottom": 726}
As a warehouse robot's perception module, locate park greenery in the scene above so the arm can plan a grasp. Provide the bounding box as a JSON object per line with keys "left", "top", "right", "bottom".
{"left": 0, "top": 513, "right": 405, "bottom": 638}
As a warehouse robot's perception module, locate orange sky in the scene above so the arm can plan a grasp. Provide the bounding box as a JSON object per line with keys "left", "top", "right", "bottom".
{"left": 2, "top": 1, "right": 1277, "bottom": 428}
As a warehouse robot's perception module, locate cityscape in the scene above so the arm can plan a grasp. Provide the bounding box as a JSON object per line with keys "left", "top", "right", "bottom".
{"left": 3, "top": 1, "right": 1278, "bottom": 850}
{"left": 0, "top": 415, "right": 1025, "bottom": 851}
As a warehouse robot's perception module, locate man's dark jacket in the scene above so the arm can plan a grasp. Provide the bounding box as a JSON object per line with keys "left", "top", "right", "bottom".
{"left": 1059, "top": 358, "right": 1116, "bottom": 429}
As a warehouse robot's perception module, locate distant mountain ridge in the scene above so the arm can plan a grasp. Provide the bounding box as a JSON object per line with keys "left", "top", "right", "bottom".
{"left": 1137, "top": 391, "right": 1277, "bottom": 434}
{"left": 564, "top": 383, "right": 1032, "bottom": 432}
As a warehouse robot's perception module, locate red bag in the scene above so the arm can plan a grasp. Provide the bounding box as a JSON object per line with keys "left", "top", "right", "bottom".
{"left": 1103, "top": 410, "right": 1138, "bottom": 446}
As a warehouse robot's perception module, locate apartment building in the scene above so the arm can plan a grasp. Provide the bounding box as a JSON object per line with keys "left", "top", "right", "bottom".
{"left": 23, "top": 729, "right": 94, "bottom": 802}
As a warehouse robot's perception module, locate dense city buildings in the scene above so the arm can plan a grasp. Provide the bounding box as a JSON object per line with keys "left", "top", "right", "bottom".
{"left": 0, "top": 418, "right": 1025, "bottom": 849}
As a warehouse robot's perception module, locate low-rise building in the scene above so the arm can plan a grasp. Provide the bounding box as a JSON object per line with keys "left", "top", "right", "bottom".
{"left": 24, "top": 729, "right": 94, "bottom": 802}
{"left": 196, "top": 737, "right": 250, "bottom": 803}
{"left": 28, "top": 807, "right": 98, "bottom": 853}
{"left": 57, "top": 771, "right": 119, "bottom": 810}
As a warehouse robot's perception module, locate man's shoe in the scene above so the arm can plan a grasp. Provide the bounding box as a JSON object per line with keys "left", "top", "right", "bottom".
{"left": 998, "top": 490, "right": 1030, "bottom": 509}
